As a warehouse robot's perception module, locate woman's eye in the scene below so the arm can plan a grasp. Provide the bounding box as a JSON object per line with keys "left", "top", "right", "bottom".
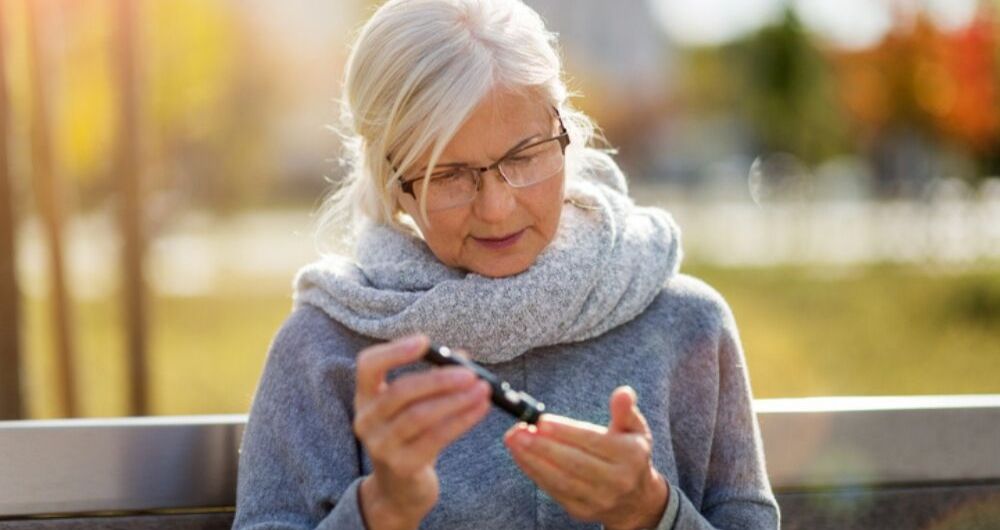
{"left": 430, "top": 172, "right": 460, "bottom": 182}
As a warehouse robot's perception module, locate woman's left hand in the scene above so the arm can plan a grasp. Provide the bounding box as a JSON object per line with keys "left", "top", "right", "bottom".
{"left": 503, "top": 386, "right": 670, "bottom": 530}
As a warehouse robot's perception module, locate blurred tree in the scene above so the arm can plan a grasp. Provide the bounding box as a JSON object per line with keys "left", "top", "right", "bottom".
{"left": 56, "top": 0, "right": 116, "bottom": 208}
{"left": 728, "top": 8, "right": 851, "bottom": 165}
{"left": 829, "top": 6, "right": 1000, "bottom": 194}
{"left": 112, "top": 0, "right": 148, "bottom": 416}
{"left": 26, "top": 0, "right": 78, "bottom": 417}
{"left": 0, "top": 0, "right": 25, "bottom": 420}
{"left": 16, "top": 0, "right": 284, "bottom": 217}
{"left": 142, "top": 0, "right": 280, "bottom": 215}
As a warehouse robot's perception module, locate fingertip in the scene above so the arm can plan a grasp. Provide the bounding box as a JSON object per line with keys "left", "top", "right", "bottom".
{"left": 402, "top": 333, "right": 428, "bottom": 353}
{"left": 537, "top": 419, "right": 553, "bottom": 435}
{"left": 613, "top": 385, "right": 637, "bottom": 406}
{"left": 504, "top": 420, "right": 527, "bottom": 438}
{"left": 609, "top": 387, "right": 625, "bottom": 407}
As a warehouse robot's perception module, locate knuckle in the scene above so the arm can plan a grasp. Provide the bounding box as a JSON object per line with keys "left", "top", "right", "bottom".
{"left": 409, "top": 431, "right": 440, "bottom": 460}
{"left": 382, "top": 378, "right": 422, "bottom": 412}
{"left": 391, "top": 420, "right": 420, "bottom": 443}
{"left": 353, "top": 405, "right": 378, "bottom": 437}
{"left": 356, "top": 347, "right": 377, "bottom": 371}
{"left": 431, "top": 370, "right": 455, "bottom": 389}
{"left": 434, "top": 417, "right": 469, "bottom": 448}
{"left": 402, "top": 402, "right": 435, "bottom": 428}
{"left": 611, "top": 474, "right": 634, "bottom": 493}
{"left": 421, "top": 421, "right": 450, "bottom": 447}
{"left": 629, "top": 437, "right": 651, "bottom": 463}
{"left": 594, "top": 496, "right": 616, "bottom": 513}
{"left": 380, "top": 382, "right": 405, "bottom": 408}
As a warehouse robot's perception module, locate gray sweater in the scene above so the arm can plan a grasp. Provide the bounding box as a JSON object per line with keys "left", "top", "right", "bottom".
{"left": 233, "top": 273, "right": 779, "bottom": 529}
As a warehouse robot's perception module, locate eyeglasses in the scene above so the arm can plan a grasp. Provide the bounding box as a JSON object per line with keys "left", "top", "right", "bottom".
{"left": 391, "top": 110, "right": 570, "bottom": 212}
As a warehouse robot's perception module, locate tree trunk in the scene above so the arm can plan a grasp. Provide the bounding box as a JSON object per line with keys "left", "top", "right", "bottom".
{"left": 0, "top": 0, "right": 25, "bottom": 420}
{"left": 114, "top": 0, "right": 148, "bottom": 416}
{"left": 26, "top": 0, "right": 77, "bottom": 418}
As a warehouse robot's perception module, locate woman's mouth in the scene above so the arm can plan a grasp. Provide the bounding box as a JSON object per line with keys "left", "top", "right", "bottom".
{"left": 472, "top": 229, "right": 525, "bottom": 250}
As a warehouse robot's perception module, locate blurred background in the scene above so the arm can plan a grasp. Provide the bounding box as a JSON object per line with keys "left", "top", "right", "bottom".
{"left": 0, "top": 0, "right": 998, "bottom": 419}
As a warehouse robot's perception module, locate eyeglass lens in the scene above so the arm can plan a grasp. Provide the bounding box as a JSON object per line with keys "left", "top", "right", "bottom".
{"left": 418, "top": 137, "right": 565, "bottom": 211}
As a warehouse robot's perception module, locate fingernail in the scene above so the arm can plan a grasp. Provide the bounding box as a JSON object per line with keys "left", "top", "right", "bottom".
{"left": 538, "top": 422, "right": 552, "bottom": 435}
{"left": 403, "top": 334, "right": 424, "bottom": 350}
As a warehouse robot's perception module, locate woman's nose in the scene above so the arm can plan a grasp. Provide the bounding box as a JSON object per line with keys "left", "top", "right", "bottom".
{"left": 473, "top": 168, "right": 517, "bottom": 222}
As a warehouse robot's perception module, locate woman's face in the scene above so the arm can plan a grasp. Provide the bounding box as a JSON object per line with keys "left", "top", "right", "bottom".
{"left": 395, "top": 88, "right": 565, "bottom": 278}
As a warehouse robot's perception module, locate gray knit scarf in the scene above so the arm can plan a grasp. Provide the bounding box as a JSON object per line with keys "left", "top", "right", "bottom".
{"left": 292, "top": 155, "right": 683, "bottom": 364}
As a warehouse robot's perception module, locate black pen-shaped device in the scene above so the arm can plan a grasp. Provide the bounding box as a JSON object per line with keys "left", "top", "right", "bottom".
{"left": 423, "top": 344, "right": 546, "bottom": 424}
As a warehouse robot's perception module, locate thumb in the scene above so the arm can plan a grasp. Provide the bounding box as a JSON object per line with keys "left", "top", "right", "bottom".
{"left": 608, "top": 386, "right": 648, "bottom": 434}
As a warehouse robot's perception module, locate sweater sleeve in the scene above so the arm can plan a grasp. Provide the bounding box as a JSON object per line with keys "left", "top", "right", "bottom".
{"left": 232, "top": 306, "right": 370, "bottom": 530}
{"left": 670, "top": 302, "right": 780, "bottom": 530}
{"left": 651, "top": 481, "right": 680, "bottom": 529}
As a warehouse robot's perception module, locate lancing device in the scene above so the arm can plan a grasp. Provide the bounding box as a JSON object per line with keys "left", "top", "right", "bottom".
{"left": 423, "top": 344, "right": 546, "bottom": 424}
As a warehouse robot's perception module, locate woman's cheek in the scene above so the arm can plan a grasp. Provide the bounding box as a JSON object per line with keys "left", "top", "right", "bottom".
{"left": 427, "top": 213, "right": 469, "bottom": 267}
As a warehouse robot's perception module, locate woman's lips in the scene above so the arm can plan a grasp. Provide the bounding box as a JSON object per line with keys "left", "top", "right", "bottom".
{"left": 473, "top": 229, "right": 525, "bottom": 250}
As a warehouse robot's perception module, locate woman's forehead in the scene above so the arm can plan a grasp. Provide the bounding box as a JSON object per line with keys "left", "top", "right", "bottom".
{"left": 435, "top": 89, "right": 551, "bottom": 165}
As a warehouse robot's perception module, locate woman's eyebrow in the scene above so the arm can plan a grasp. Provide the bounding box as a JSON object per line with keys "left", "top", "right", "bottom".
{"left": 415, "top": 133, "right": 543, "bottom": 174}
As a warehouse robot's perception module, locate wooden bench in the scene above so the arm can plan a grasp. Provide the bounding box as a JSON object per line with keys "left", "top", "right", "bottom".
{"left": 2, "top": 396, "right": 999, "bottom": 529}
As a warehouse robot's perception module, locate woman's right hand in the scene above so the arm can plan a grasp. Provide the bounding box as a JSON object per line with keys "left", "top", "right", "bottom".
{"left": 353, "top": 334, "right": 492, "bottom": 530}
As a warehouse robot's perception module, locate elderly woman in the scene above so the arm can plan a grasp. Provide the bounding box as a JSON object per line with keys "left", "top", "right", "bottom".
{"left": 233, "top": 0, "right": 779, "bottom": 529}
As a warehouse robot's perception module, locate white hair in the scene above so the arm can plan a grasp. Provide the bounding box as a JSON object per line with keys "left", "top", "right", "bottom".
{"left": 316, "top": 0, "right": 612, "bottom": 255}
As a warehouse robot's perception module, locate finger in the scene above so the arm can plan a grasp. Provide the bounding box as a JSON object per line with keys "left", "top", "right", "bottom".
{"left": 355, "top": 366, "right": 479, "bottom": 438}
{"left": 402, "top": 387, "right": 492, "bottom": 472}
{"left": 508, "top": 438, "right": 594, "bottom": 507}
{"left": 377, "top": 366, "right": 478, "bottom": 421}
{"left": 609, "top": 386, "right": 649, "bottom": 434}
{"left": 363, "top": 381, "right": 489, "bottom": 472}
{"left": 504, "top": 421, "right": 527, "bottom": 442}
{"left": 387, "top": 380, "right": 491, "bottom": 445}
{"left": 533, "top": 415, "right": 632, "bottom": 462}
{"left": 356, "top": 334, "right": 429, "bottom": 401}
{"left": 506, "top": 429, "right": 621, "bottom": 496}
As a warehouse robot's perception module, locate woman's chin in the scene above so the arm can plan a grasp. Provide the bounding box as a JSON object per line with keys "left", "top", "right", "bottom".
{"left": 466, "top": 254, "right": 536, "bottom": 278}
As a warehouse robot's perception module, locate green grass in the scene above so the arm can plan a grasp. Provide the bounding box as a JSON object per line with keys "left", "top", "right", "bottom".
{"left": 18, "top": 263, "right": 1000, "bottom": 418}
{"left": 22, "top": 277, "right": 294, "bottom": 418}
{"left": 688, "top": 262, "right": 1000, "bottom": 397}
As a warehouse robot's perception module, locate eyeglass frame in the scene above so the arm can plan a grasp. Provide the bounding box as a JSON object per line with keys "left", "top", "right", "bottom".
{"left": 388, "top": 107, "right": 571, "bottom": 204}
